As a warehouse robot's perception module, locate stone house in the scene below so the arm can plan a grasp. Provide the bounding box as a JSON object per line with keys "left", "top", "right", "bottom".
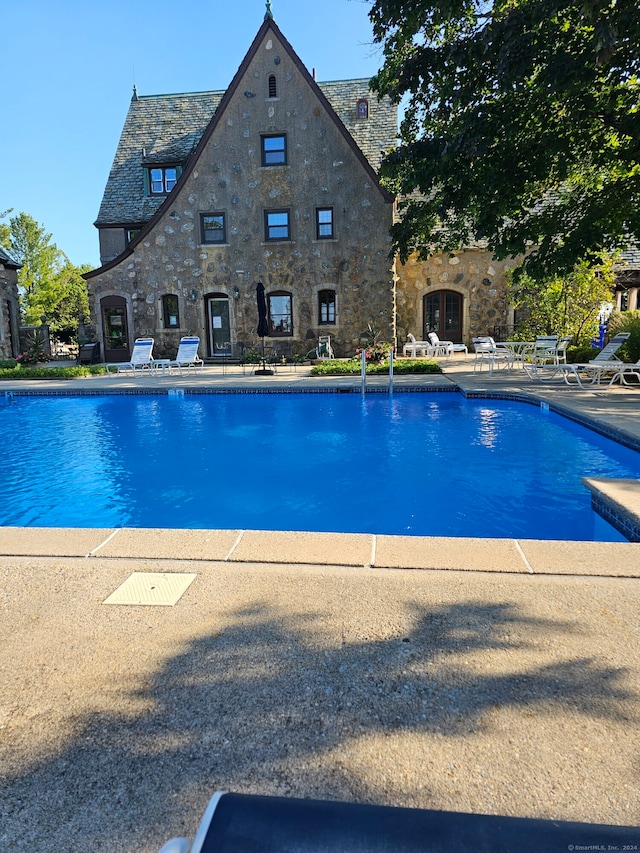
{"left": 0, "top": 247, "right": 20, "bottom": 360}
{"left": 86, "top": 8, "right": 637, "bottom": 358}
{"left": 84, "top": 11, "right": 398, "bottom": 363}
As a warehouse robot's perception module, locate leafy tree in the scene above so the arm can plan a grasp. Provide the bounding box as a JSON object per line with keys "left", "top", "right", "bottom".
{"left": 369, "top": 0, "right": 640, "bottom": 279}
{"left": 0, "top": 209, "right": 12, "bottom": 250}
{"left": 506, "top": 255, "right": 616, "bottom": 344}
{"left": 6, "top": 212, "right": 89, "bottom": 339}
{"left": 48, "top": 261, "right": 91, "bottom": 342}
{"left": 9, "top": 212, "right": 63, "bottom": 324}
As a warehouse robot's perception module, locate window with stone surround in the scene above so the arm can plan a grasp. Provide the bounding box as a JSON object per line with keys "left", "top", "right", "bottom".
{"left": 316, "top": 207, "right": 334, "bottom": 240}
{"left": 357, "top": 99, "right": 369, "bottom": 119}
{"left": 201, "top": 213, "right": 227, "bottom": 244}
{"left": 162, "top": 294, "right": 180, "bottom": 329}
{"left": 264, "top": 209, "right": 290, "bottom": 241}
{"left": 318, "top": 289, "right": 336, "bottom": 325}
{"left": 261, "top": 134, "right": 287, "bottom": 166}
{"left": 268, "top": 291, "right": 293, "bottom": 336}
{"left": 268, "top": 75, "right": 277, "bottom": 98}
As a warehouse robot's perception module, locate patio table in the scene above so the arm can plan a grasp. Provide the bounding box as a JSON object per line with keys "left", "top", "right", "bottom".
{"left": 495, "top": 341, "right": 535, "bottom": 369}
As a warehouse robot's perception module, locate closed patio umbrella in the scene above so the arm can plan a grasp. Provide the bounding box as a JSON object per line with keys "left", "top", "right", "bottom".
{"left": 255, "top": 282, "right": 273, "bottom": 375}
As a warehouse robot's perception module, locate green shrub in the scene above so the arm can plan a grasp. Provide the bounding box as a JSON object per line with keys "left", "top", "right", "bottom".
{"left": 309, "top": 358, "right": 442, "bottom": 376}
{"left": 566, "top": 345, "right": 600, "bottom": 364}
{"left": 0, "top": 364, "right": 107, "bottom": 380}
{"left": 0, "top": 359, "right": 18, "bottom": 369}
{"left": 607, "top": 311, "right": 640, "bottom": 363}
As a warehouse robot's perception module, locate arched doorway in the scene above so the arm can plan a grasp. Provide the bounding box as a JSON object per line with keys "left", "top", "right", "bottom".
{"left": 423, "top": 290, "right": 463, "bottom": 342}
{"left": 204, "top": 293, "right": 232, "bottom": 357}
{"left": 100, "top": 295, "right": 129, "bottom": 363}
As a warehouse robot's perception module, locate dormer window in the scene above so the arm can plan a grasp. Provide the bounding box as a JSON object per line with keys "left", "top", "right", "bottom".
{"left": 147, "top": 166, "right": 180, "bottom": 195}
{"left": 268, "top": 74, "right": 277, "bottom": 98}
{"left": 357, "top": 99, "right": 369, "bottom": 119}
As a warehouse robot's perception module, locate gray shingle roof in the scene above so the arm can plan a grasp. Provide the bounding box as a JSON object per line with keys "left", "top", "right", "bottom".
{"left": 96, "top": 79, "right": 397, "bottom": 227}
{"left": 620, "top": 244, "right": 640, "bottom": 269}
{"left": 0, "top": 246, "right": 21, "bottom": 268}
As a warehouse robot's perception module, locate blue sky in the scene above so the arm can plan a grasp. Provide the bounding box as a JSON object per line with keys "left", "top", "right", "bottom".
{"left": 2, "top": 0, "right": 384, "bottom": 269}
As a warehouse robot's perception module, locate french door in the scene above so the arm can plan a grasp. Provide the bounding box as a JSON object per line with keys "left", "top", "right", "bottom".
{"left": 423, "top": 290, "right": 463, "bottom": 342}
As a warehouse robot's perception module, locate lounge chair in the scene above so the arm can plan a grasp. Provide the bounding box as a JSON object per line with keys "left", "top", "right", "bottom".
{"left": 604, "top": 358, "right": 640, "bottom": 386}
{"left": 472, "top": 336, "right": 513, "bottom": 373}
{"left": 426, "top": 332, "right": 451, "bottom": 357}
{"left": 403, "top": 333, "right": 433, "bottom": 358}
{"left": 529, "top": 332, "right": 631, "bottom": 387}
{"left": 107, "top": 337, "right": 154, "bottom": 375}
{"left": 166, "top": 336, "right": 204, "bottom": 375}
{"left": 315, "top": 335, "right": 334, "bottom": 360}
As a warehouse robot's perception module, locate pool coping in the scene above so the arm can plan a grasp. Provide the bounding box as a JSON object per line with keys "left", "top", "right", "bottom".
{"left": 0, "top": 526, "right": 639, "bottom": 578}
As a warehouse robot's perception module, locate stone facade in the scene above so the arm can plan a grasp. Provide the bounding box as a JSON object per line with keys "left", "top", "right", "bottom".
{"left": 86, "top": 16, "right": 396, "bottom": 361}
{"left": 396, "top": 248, "right": 520, "bottom": 345}
{"left": 0, "top": 248, "right": 20, "bottom": 360}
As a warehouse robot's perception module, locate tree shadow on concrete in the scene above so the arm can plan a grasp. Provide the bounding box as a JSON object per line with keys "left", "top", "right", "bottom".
{"left": 1, "top": 599, "right": 635, "bottom": 852}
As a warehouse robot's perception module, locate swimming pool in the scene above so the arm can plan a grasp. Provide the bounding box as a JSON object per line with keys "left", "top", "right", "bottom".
{"left": 1, "top": 392, "right": 638, "bottom": 540}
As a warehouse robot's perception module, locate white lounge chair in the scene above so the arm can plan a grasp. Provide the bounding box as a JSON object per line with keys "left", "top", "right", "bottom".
{"left": 403, "top": 333, "right": 433, "bottom": 358}
{"left": 602, "top": 358, "right": 640, "bottom": 386}
{"left": 472, "top": 336, "right": 513, "bottom": 373}
{"left": 530, "top": 332, "right": 631, "bottom": 387}
{"left": 428, "top": 332, "right": 468, "bottom": 356}
{"left": 108, "top": 337, "right": 154, "bottom": 375}
{"left": 427, "top": 332, "right": 452, "bottom": 357}
{"left": 166, "top": 336, "right": 204, "bottom": 374}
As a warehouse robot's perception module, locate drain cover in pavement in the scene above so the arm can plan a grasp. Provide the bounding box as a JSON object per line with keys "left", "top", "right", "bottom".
{"left": 103, "top": 572, "right": 197, "bottom": 606}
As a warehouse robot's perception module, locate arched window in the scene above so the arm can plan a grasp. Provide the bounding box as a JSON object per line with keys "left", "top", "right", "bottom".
{"left": 268, "top": 290, "right": 293, "bottom": 336}
{"left": 268, "top": 74, "right": 277, "bottom": 98}
{"left": 357, "top": 98, "right": 369, "bottom": 119}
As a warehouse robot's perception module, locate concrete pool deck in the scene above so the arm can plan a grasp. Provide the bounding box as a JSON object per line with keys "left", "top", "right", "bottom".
{"left": 1, "top": 358, "right": 640, "bottom": 851}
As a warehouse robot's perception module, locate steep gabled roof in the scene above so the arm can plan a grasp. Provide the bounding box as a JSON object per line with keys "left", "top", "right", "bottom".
{"left": 96, "top": 90, "right": 225, "bottom": 226}
{"left": 94, "top": 15, "right": 396, "bottom": 231}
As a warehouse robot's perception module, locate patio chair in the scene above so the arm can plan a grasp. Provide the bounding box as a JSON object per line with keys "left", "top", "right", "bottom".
{"left": 403, "top": 333, "right": 433, "bottom": 358}
{"left": 107, "top": 337, "right": 154, "bottom": 375}
{"left": 315, "top": 335, "right": 334, "bottom": 360}
{"left": 555, "top": 335, "right": 573, "bottom": 364}
{"left": 472, "top": 336, "right": 513, "bottom": 373}
{"left": 427, "top": 332, "right": 453, "bottom": 358}
{"left": 166, "top": 336, "right": 204, "bottom": 375}
{"left": 529, "top": 336, "right": 559, "bottom": 366}
{"left": 529, "top": 332, "right": 631, "bottom": 387}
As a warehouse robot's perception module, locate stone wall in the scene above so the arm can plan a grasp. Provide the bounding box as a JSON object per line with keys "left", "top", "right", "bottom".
{"left": 0, "top": 263, "right": 20, "bottom": 360}
{"left": 396, "top": 248, "right": 519, "bottom": 346}
{"left": 88, "top": 24, "right": 395, "bottom": 360}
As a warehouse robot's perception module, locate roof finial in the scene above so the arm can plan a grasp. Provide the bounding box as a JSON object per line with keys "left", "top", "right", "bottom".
{"left": 265, "top": 0, "right": 273, "bottom": 19}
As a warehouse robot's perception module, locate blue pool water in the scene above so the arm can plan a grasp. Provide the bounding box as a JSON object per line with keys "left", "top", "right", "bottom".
{"left": 0, "top": 393, "right": 638, "bottom": 540}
